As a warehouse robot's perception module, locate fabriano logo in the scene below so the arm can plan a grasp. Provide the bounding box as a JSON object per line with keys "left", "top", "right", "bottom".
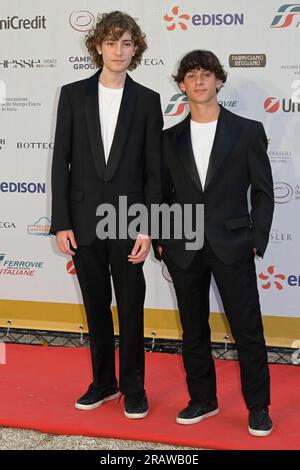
{"left": 270, "top": 4, "right": 300, "bottom": 28}
{"left": 163, "top": 5, "right": 244, "bottom": 31}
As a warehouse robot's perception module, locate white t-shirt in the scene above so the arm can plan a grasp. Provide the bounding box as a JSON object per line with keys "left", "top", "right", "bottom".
{"left": 190, "top": 119, "right": 218, "bottom": 188}
{"left": 98, "top": 82, "right": 123, "bottom": 162}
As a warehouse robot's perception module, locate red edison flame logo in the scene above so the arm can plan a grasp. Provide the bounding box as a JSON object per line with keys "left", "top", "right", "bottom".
{"left": 259, "top": 265, "right": 286, "bottom": 290}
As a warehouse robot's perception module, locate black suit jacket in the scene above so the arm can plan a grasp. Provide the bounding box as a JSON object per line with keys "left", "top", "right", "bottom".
{"left": 160, "top": 106, "right": 274, "bottom": 268}
{"left": 50, "top": 70, "right": 163, "bottom": 245}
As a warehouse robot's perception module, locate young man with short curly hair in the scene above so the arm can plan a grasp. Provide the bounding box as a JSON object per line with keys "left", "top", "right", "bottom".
{"left": 50, "top": 11, "right": 163, "bottom": 419}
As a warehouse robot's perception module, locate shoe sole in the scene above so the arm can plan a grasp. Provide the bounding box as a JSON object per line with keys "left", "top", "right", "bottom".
{"left": 176, "top": 408, "right": 219, "bottom": 425}
{"left": 124, "top": 409, "right": 149, "bottom": 419}
{"left": 75, "top": 391, "right": 121, "bottom": 410}
{"left": 248, "top": 426, "right": 273, "bottom": 437}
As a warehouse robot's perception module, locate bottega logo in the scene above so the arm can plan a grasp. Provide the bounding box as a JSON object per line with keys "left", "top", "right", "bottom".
{"left": 270, "top": 4, "right": 300, "bottom": 28}
{"left": 259, "top": 266, "right": 286, "bottom": 290}
{"left": 163, "top": 6, "right": 190, "bottom": 31}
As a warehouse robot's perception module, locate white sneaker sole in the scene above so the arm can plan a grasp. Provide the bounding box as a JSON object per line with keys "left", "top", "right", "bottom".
{"left": 124, "top": 409, "right": 149, "bottom": 419}
{"left": 248, "top": 426, "right": 273, "bottom": 437}
{"left": 176, "top": 408, "right": 219, "bottom": 425}
{"left": 75, "top": 391, "right": 121, "bottom": 410}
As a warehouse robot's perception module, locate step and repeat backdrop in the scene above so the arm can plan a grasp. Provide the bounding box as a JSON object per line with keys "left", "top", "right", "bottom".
{"left": 0, "top": 0, "right": 299, "bottom": 345}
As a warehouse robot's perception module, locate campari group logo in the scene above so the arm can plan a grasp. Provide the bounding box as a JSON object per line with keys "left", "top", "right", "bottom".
{"left": 163, "top": 5, "right": 244, "bottom": 31}
{"left": 270, "top": 4, "right": 300, "bottom": 28}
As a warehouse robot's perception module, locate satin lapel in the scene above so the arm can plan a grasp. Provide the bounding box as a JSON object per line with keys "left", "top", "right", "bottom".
{"left": 176, "top": 123, "right": 203, "bottom": 192}
{"left": 105, "top": 74, "right": 137, "bottom": 180}
{"left": 204, "top": 106, "right": 241, "bottom": 191}
{"left": 85, "top": 69, "right": 105, "bottom": 180}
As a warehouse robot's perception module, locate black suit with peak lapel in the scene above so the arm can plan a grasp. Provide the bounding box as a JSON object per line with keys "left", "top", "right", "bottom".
{"left": 50, "top": 70, "right": 163, "bottom": 396}
{"left": 160, "top": 106, "right": 274, "bottom": 409}
{"left": 160, "top": 106, "right": 274, "bottom": 268}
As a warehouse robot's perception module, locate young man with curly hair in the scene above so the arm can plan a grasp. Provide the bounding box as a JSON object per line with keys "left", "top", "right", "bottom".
{"left": 157, "top": 50, "right": 274, "bottom": 436}
{"left": 50, "top": 11, "right": 163, "bottom": 419}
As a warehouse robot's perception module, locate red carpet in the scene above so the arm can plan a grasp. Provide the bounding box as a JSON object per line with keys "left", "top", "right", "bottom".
{"left": 0, "top": 344, "right": 299, "bottom": 450}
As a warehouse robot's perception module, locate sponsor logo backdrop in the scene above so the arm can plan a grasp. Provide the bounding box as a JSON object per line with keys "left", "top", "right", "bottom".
{"left": 0, "top": 1, "right": 299, "bottom": 330}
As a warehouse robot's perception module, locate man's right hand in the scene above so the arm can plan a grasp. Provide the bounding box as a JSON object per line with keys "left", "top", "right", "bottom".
{"left": 56, "top": 230, "right": 78, "bottom": 256}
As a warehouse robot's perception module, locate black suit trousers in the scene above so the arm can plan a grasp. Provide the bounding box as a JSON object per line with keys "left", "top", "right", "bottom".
{"left": 163, "top": 241, "right": 270, "bottom": 409}
{"left": 72, "top": 238, "right": 146, "bottom": 395}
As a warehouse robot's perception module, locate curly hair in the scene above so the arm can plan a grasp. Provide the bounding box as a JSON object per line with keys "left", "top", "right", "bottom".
{"left": 173, "top": 50, "right": 227, "bottom": 91}
{"left": 85, "top": 11, "right": 147, "bottom": 71}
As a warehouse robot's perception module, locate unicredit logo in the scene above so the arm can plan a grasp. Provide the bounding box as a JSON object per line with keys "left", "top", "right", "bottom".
{"left": 69, "top": 11, "right": 95, "bottom": 32}
{"left": 264, "top": 96, "right": 300, "bottom": 113}
{"left": 264, "top": 97, "right": 280, "bottom": 113}
{"left": 0, "top": 16, "right": 46, "bottom": 30}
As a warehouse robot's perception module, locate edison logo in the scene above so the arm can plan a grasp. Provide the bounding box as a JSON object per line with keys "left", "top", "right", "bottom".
{"left": 163, "top": 6, "right": 190, "bottom": 31}
{"left": 270, "top": 4, "right": 300, "bottom": 28}
{"left": 259, "top": 266, "right": 286, "bottom": 290}
{"left": 164, "top": 93, "right": 188, "bottom": 116}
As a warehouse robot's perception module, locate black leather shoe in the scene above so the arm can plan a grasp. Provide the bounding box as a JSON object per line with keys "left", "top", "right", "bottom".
{"left": 124, "top": 390, "right": 148, "bottom": 419}
{"left": 248, "top": 407, "right": 273, "bottom": 436}
{"left": 176, "top": 400, "right": 219, "bottom": 425}
{"left": 75, "top": 383, "right": 120, "bottom": 410}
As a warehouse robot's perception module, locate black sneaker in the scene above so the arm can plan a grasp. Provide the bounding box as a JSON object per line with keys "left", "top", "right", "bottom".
{"left": 248, "top": 407, "right": 273, "bottom": 437}
{"left": 124, "top": 390, "right": 148, "bottom": 419}
{"left": 75, "top": 384, "right": 120, "bottom": 410}
{"left": 176, "top": 400, "right": 219, "bottom": 425}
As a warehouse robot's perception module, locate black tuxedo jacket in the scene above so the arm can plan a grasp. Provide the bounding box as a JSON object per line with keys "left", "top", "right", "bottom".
{"left": 50, "top": 70, "right": 163, "bottom": 245}
{"left": 160, "top": 106, "right": 274, "bottom": 268}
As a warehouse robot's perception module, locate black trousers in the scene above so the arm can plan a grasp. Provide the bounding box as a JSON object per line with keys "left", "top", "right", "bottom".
{"left": 72, "top": 238, "right": 146, "bottom": 395}
{"left": 163, "top": 241, "right": 270, "bottom": 409}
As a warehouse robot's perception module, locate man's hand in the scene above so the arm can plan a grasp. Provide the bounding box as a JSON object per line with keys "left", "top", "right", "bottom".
{"left": 156, "top": 244, "right": 163, "bottom": 258}
{"left": 128, "top": 234, "right": 151, "bottom": 264}
{"left": 253, "top": 248, "right": 257, "bottom": 256}
{"left": 56, "top": 230, "right": 77, "bottom": 256}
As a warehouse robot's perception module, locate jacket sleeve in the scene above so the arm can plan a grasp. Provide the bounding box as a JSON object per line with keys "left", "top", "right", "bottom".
{"left": 49, "top": 86, "right": 73, "bottom": 235}
{"left": 248, "top": 122, "right": 274, "bottom": 256}
{"left": 143, "top": 93, "right": 164, "bottom": 238}
{"left": 152, "top": 132, "right": 174, "bottom": 261}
